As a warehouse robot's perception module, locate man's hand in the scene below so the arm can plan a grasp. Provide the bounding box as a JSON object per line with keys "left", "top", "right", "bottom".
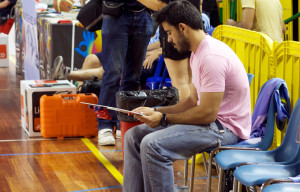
{"left": 282, "top": 21, "right": 286, "bottom": 35}
{"left": 132, "top": 107, "right": 163, "bottom": 128}
{"left": 226, "top": 19, "right": 236, "bottom": 26}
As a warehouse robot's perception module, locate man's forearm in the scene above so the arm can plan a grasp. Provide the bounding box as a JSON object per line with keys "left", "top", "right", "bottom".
{"left": 227, "top": 19, "right": 244, "bottom": 28}
{"left": 166, "top": 105, "right": 216, "bottom": 125}
{"left": 137, "top": 0, "right": 167, "bottom": 11}
{"left": 156, "top": 95, "right": 197, "bottom": 114}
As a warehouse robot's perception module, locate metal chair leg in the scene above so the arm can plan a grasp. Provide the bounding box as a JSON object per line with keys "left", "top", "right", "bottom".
{"left": 206, "top": 151, "right": 214, "bottom": 192}
{"left": 232, "top": 177, "right": 238, "bottom": 192}
{"left": 184, "top": 159, "right": 188, "bottom": 186}
{"left": 237, "top": 180, "right": 242, "bottom": 192}
{"left": 202, "top": 152, "right": 208, "bottom": 175}
{"left": 217, "top": 167, "right": 224, "bottom": 192}
{"left": 189, "top": 155, "right": 196, "bottom": 192}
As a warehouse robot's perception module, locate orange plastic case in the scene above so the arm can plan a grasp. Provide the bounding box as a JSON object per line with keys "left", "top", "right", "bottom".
{"left": 40, "top": 93, "right": 98, "bottom": 138}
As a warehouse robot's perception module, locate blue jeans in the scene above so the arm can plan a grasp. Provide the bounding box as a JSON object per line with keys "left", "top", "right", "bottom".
{"left": 123, "top": 122, "right": 240, "bottom": 192}
{"left": 98, "top": 10, "right": 154, "bottom": 130}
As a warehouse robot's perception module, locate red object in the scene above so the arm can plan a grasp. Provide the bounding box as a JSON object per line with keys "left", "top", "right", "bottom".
{"left": 120, "top": 121, "right": 143, "bottom": 157}
{"left": 0, "top": 18, "right": 14, "bottom": 34}
{"left": 94, "top": 107, "right": 112, "bottom": 120}
{"left": 58, "top": 20, "right": 72, "bottom": 24}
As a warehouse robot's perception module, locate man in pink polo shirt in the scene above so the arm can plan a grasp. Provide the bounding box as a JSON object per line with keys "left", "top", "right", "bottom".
{"left": 122, "top": 1, "right": 251, "bottom": 191}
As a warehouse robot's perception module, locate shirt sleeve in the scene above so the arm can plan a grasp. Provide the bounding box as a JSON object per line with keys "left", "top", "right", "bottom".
{"left": 199, "top": 55, "right": 227, "bottom": 92}
{"left": 241, "top": 0, "right": 255, "bottom": 9}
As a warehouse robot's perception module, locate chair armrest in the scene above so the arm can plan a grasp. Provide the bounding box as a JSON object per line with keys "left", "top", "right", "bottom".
{"left": 236, "top": 162, "right": 281, "bottom": 168}
{"left": 217, "top": 146, "right": 261, "bottom": 151}
{"left": 209, "top": 146, "right": 260, "bottom": 157}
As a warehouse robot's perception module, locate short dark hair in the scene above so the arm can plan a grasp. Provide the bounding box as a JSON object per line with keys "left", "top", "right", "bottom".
{"left": 154, "top": 0, "right": 203, "bottom": 30}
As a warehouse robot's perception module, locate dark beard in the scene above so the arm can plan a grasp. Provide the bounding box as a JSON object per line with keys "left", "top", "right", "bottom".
{"left": 173, "top": 35, "right": 190, "bottom": 54}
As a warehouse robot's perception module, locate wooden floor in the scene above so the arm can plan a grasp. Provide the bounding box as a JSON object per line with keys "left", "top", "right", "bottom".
{"left": 0, "top": 57, "right": 219, "bottom": 192}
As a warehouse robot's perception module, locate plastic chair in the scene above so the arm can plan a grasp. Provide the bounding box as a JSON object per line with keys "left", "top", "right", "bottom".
{"left": 146, "top": 56, "right": 172, "bottom": 90}
{"left": 262, "top": 183, "right": 300, "bottom": 192}
{"left": 247, "top": 73, "right": 254, "bottom": 84}
{"left": 261, "top": 176, "right": 300, "bottom": 192}
{"left": 231, "top": 98, "right": 300, "bottom": 191}
{"left": 185, "top": 73, "right": 257, "bottom": 192}
{"left": 207, "top": 78, "right": 291, "bottom": 192}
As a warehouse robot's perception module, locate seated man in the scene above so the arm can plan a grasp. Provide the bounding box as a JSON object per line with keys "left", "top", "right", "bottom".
{"left": 226, "top": 0, "right": 285, "bottom": 43}
{"left": 122, "top": 1, "right": 251, "bottom": 191}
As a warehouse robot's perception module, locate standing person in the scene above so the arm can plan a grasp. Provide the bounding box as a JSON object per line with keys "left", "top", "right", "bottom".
{"left": 0, "top": 0, "right": 16, "bottom": 34}
{"left": 202, "top": 0, "right": 220, "bottom": 27}
{"left": 97, "top": 0, "right": 154, "bottom": 145}
{"left": 122, "top": 1, "right": 251, "bottom": 191}
{"left": 137, "top": 0, "right": 203, "bottom": 101}
{"left": 226, "top": 0, "right": 285, "bottom": 43}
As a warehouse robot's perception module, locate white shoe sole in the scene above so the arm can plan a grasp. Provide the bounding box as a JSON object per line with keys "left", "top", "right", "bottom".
{"left": 98, "top": 140, "right": 115, "bottom": 146}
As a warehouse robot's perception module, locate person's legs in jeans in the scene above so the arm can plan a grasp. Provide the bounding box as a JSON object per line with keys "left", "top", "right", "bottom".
{"left": 120, "top": 10, "right": 154, "bottom": 91}
{"left": 123, "top": 122, "right": 240, "bottom": 192}
{"left": 97, "top": 11, "right": 153, "bottom": 145}
{"left": 97, "top": 14, "right": 129, "bottom": 145}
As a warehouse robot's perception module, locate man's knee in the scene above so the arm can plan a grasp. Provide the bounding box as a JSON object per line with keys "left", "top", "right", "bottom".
{"left": 140, "top": 133, "right": 157, "bottom": 155}
{"left": 124, "top": 125, "right": 143, "bottom": 146}
{"left": 82, "top": 54, "right": 101, "bottom": 69}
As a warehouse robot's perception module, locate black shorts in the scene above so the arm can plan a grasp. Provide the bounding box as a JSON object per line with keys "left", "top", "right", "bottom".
{"left": 159, "top": 26, "right": 190, "bottom": 60}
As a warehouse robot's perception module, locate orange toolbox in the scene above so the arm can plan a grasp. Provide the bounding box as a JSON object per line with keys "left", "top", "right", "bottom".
{"left": 40, "top": 93, "right": 98, "bottom": 138}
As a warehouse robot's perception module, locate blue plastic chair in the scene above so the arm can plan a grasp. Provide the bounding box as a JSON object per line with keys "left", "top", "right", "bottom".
{"left": 207, "top": 78, "right": 291, "bottom": 192}
{"left": 146, "top": 55, "right": 172, "bottom": 90}
{"left": 231, "top": 98, "right": 300, "bottom": 191}
{"left": 262, "top": 183, "right": 300, "bottom": 192}
{"left": 261, "top": 175, "right": 300, "bottom": 192}
{"left": 247, "top": 73, "right": 254, "bottom": 85}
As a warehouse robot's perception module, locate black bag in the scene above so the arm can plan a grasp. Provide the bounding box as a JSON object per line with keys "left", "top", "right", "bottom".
{"left": 76, "top": 0, "right": 103, "bottom": 32}
{"left": 0, "top": 17, "right": 8, "bottom": 26}
{"left": 116, "top": 87, "right": 179, "bottom": 122}
{"left": 222, "top": 168, "right": 247, "bottom": 192}
{"left": 80, "top": 76, "right": 102, "bottom": 97}
{"left": 102, "top": 1, "right": 124, "bottom": 17}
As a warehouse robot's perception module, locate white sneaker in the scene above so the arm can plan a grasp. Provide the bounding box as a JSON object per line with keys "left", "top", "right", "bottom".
{"left": 116, "top": 130, "right": 121, "bottom": 139}
{"left": 98, "top": 129, "right": 115, "bottom": 146}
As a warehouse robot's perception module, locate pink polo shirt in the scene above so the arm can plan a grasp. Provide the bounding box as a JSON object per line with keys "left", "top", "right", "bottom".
{"left": 190, "top": 35, "right": 251, "bottom": 139}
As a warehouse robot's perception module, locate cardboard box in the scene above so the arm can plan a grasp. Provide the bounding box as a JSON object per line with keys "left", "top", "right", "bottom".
{"left": 0, "top": 33, "right": 9, "bottom": 67}
{"left": 20, "top": 80, "right": 76, "bottom": 137}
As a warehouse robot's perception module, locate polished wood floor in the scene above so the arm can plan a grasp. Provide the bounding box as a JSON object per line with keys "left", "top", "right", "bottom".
{"left": 0, "top": 56, "right": 219, "bottom": 192}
